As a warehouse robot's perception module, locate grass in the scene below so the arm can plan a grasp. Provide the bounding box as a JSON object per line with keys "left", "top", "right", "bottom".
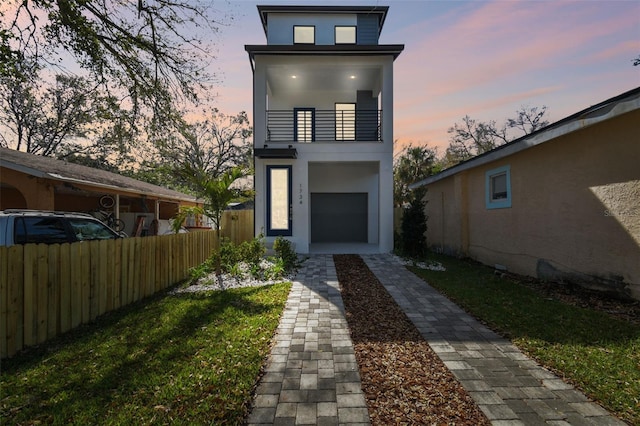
{"left": 1, "top": 282, "right": 291, "bottom": 425}
{"left": 409, "top": 252, "right": 640, "bottom": 425}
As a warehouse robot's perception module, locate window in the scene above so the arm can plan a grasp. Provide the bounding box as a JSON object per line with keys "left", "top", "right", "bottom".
{"left": 68, "top": 218, "right": 119, "bottom": 241}
{"left": 485, "top": 165, "right": 512, "bottom": 209}
{"left": 335, "top": 103, "right": 355, "bottom": 140}
{"left": 294, "top": 108, "right": 315, "bottom": 142}
{"left": 14, "top": 217, "right": 69, "bottom": 244}
{"left": 266, "top": 165, "right": 292, "bottom": 236}
{"left": 335, "top": 26, "right": 356, "bottom": 44}
{"left": 293, "top": 26, "right": 315, "bottom": 44}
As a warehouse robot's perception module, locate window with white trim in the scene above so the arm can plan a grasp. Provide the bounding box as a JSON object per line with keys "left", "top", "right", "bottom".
{"left": 294, "top": 26, "right": 315, "bottom": 44}
{"left": 485, "top": 165, "right": 511, "bottom": 209}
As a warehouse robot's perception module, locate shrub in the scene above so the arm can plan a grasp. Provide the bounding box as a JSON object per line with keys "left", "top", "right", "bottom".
{"left": 400, "top": 189, "right": 428, "bottom": 258}
{"left": 273, "top": 236, "right": 298, "bottom": 272}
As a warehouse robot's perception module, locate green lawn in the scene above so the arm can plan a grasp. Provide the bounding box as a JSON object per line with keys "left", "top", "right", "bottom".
{"left": 1, "top": 283, "right": 291, "bottom": 425}
{"left": 410, "top": 253, "right": 639, "bottom": 425}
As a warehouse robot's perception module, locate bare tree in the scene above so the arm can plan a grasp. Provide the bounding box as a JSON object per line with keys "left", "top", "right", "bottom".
{"left": 507, "top": 105, "right": 549, "bottom": 135}
{"left": 131, "top": 109, "right": 252, "bottom": 192}
{"left": 444, "top": 105, "right": 549, "bottom": 167}
{"left": 444, "top": 116, "right": 508, "bottom": 165}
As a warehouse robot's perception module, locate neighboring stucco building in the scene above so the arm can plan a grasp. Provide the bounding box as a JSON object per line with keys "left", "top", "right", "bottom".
{"left": 411, "top": 87, "right": 640, "bottom": 300}
{"left": 245, "top": 5, "right": 403, "bottom": 253}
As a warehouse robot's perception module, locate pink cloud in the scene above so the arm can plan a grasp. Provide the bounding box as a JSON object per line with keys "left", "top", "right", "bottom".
{"left": 392, "top": 0, "right": 639, "bottom": 153}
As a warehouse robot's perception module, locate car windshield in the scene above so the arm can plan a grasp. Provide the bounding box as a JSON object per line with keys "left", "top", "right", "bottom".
{"left": 68, "top": 218, "right": 118, "bottom": 241}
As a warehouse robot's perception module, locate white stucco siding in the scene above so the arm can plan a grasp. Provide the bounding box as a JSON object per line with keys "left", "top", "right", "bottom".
{"left": 267, "top": 13, "right": 357, "bottom": 45}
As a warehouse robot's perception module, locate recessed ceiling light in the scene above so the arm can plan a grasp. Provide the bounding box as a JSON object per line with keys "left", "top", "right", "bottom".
{"left": 350, "top": 75, "right": 356, "bottom": 79}
{"left": 291, "top": 75, "right": 297, "bottom": 79}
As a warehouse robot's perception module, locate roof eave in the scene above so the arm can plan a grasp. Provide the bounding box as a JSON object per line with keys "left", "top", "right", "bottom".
{"left": 245, "top": 44, "right": 405, "bottom": 60}
{"left": 410, "top": 86, "right": 640, "bottom": 189}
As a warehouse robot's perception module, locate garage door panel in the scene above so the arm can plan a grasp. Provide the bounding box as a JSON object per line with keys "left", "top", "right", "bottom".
{"left": 311, "top": 193, "right": 367, "bottom": 243}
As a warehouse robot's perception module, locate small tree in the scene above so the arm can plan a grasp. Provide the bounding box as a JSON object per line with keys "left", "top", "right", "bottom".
{"left": 189, "top": 166, "right": 251, "bottom": 235}
{"left": 393, "top": 143, "right": 441, "bottom": 207}
{"left": 400, "top": 188, "right": 428, "bottom": 258}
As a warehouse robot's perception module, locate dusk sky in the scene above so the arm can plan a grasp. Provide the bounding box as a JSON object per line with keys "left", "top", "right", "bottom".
{"left": 209, "top": 0, "right": 639, "bottom": 153}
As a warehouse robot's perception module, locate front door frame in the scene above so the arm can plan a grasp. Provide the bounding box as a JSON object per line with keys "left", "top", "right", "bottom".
{"left": 266, "top": 165, "right": 293, "bottom": 236}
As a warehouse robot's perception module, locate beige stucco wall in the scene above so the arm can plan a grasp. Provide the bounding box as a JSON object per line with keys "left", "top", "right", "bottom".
{"left": 425, "top": 109, "right": 640, "bottom": 299}
{"left": 0, "top": 167, "right": 55, "bottom": 210}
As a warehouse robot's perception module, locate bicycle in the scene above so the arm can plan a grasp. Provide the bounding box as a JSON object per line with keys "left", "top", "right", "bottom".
{"left": 93, "top": 195, "right": 126, "bottom": 233}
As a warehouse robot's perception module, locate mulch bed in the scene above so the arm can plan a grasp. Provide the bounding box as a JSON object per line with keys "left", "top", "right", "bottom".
{"left": 334, "top": 254, "right": 490, "bottom": 425}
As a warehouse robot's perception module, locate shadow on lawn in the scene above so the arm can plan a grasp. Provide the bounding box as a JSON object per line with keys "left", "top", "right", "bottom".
{"left": 408, "top": 256, "right": 640, "bottom": 347}
{"left": 1, "top": 285, "right": 282, "bottom": 424}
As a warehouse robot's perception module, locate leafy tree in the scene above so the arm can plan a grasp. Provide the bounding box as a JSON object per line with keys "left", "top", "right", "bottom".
{"left": 0, "top": 71, "right": 106, "bottom": 156}
{"left": 185, "top": 166, "right": 252, "bottom": 235}
{"left": 393, "top": 143, "right": 441, "bottom": 207}
{"left": 1, "top": 0, "right": 222, "bottom": 115}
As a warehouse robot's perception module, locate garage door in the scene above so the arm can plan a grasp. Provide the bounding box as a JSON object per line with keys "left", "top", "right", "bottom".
{"left": 311, "top": 193, "right": 367, "bottom": 243}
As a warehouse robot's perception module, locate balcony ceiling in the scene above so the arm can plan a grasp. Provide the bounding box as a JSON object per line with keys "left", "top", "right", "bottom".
{"left": 266, "top": 65, "right": 381, "bottom": 93}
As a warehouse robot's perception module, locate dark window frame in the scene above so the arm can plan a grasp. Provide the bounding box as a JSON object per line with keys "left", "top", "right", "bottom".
{"left": 294, "top": 107, "right": 315, "bottom": 142}
{"left": 266, "top": 165, "right": 293, "bottom": 237}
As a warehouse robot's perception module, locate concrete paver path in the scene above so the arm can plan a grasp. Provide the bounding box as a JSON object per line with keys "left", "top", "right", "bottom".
{"left": 362, "top": 254, "right": 626, "bottom": 426}
{"left": 247, "top": 254, "right": 627, "bottom": 425}
{"left": 247, "top": 255, "right": 369, "bottom": 425}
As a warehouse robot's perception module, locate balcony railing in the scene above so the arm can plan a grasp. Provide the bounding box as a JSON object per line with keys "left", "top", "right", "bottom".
{"left": 266, "top": 109, "right": 382, "bottom": 142}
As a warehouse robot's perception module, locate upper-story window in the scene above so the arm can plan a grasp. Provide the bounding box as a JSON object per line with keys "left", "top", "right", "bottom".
{"left": 294, "top": 26, "right": 315, "bottom": 44}
{"left": 335, "top": 26, "right": 356, "bottom": 44}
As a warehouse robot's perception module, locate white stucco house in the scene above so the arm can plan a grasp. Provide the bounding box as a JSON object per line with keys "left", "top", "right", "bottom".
{"left": 245, "top": 5, "right": 404, "bottom": 253}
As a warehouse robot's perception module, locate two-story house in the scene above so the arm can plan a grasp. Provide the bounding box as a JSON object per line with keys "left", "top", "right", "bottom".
{"left": 246, "top": 5, "right": 403, "bottom": 253}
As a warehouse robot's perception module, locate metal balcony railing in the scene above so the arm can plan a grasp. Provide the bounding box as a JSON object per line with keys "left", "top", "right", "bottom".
{"left": 266, "top": 109, "right": 382, "bottom": 142}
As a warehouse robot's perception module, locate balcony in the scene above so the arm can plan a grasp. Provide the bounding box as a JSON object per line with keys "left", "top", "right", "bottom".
{"left": 266, "top": 109, "right": 382, "bottom": 143}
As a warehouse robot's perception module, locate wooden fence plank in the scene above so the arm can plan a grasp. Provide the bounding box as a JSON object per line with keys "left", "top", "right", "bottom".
{"left": 47, "top": 244, "right": 60, "bottom": 339}
{"left": 112, "top": 238, "right": 122, "bottom": 310}
{"left": 81, "top": 242, "right": 91, "bottom": 324}
{"left": 7, "top": 245, "right": 24, "bottom": 356}
{"left": 89, "top": 241, "right": 99, "bottom": 321}
{"left": 23, "top": 245, "right": 36, "bottom": 347}
{"left": 59, "top": 243, "right": 71, "bottom": 334}
{"left": 69, "top": 243, "right": 82, "bottom": 328}
{"left": 36, "top": 244, "right": 49, "bottom": 344}
{"left": 119, "top": 237, "right": 129, "bottom": 307}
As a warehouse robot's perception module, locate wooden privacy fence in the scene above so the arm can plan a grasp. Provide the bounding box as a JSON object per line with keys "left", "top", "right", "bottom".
{"left": 220, "top": 210, "right": 254, "bottom": 243}
{"left": 0, "top": 210, "right": 255, "bottom": 359}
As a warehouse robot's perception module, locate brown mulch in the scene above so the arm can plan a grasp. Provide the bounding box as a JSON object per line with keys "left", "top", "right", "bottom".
{"left": 334, "top": 254, "right": 490, "bottom": 426}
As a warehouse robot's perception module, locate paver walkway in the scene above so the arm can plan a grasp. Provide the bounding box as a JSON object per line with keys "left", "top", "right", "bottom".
{"left": 362, "top": 254, "right": 626, "bottom": 426}
{"left": 247, "top": 255, "right": 370, "bottom": 425}
{"left": 248, "top": 254, "right": 627, "bottom": 425}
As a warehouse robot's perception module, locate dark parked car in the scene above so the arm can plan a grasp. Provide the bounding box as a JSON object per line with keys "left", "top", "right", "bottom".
{"left": 0, "top": 210, "right": 121, "bottom": 247}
